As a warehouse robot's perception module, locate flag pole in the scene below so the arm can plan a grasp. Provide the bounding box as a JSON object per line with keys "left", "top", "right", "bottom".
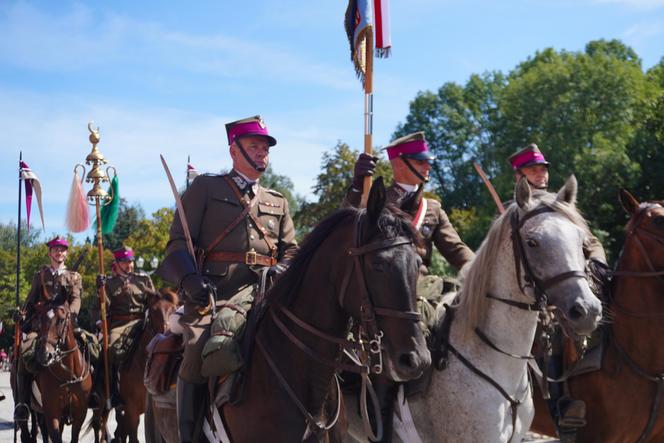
{"left": 186, "top": 155, "right": 191, "bottom": 190}
{"left": 13, "top": 151, "right": 22, "bottom": 443}
{"left": 360, "top": 26, "right": 375, "bottom": 208}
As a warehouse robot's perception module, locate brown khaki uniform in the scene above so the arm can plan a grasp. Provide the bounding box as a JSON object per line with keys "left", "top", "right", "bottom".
{"left": 21, "top": 266, "right": 82, "bottom": 356}
{"left": 166, "top": 171, "right": 298, "bottom": 383}
{"left": 102, "top": 272, "right": 156, "bottom": 360}
{"left": 344, "top": 184, "right": 475, "bottom": 273}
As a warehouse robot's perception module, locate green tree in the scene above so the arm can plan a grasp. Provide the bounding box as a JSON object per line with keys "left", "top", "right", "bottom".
{"left": 293, "top": 142, "right": 392, "bottom": 236}
{"left": 100, "top": 199, "right": 145, "bottom": 251}
{"left": 260, "top": 165, "right": 302, "bottom": 214}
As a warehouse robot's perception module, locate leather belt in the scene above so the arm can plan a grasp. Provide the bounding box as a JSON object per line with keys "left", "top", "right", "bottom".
{"left": 206, "top": 250, "right": 276, "bottom": 267}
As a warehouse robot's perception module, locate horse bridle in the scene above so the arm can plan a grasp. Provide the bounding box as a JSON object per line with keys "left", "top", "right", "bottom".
{"left": 437, "top": 204, "right": 589, "bottom": 443}
{"left": 256, "top": 211, "right": 421, "bottom": 439}
{"left": 606, "top": 203, "right": 664, "bottom": 443}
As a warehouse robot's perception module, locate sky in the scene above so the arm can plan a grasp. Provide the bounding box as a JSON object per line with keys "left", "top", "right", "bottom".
{"left": 0, "top": 0, "right": 662, "bottom": 241}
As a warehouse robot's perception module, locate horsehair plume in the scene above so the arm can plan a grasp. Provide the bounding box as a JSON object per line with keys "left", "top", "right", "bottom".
{"left": 65, "top": 170, "right": 90, "bottom": 233}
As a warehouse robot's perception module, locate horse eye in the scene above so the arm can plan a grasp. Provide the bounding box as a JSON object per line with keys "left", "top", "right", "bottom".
{"left": 653, "top": 216, "right": 664, "bottom": 227}
{"left": 526, "top": 239, "right": 539, "bottom": 247}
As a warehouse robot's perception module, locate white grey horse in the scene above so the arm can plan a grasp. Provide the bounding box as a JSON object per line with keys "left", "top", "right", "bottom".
{"left": 345, "top": 176, "right": 602, "bottom": 443}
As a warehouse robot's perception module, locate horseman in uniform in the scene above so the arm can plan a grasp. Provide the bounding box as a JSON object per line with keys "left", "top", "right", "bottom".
{"left": 508, "top": 143, "right": 609, "bottom": 435}
{"left": 346, "top": 132, "right": 475, "bottom": 441}
{"left": 13, "top": 236, "right": 82, "bottom": 421}
{"left": 93, "top": 245, "right": 156, "bottom": 408}
{"left": 159, "top": 115, "right": 298, "bottom": 442}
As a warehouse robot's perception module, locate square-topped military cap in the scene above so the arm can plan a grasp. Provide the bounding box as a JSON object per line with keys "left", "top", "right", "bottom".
{"left": 225, "top": 115, "right": 277, "bottom": 147}
{"left": 508, "top": 143, "right": 550, "bottom": 170}
{"left": 383, "top": 132, "right": 435, "bottom": 162}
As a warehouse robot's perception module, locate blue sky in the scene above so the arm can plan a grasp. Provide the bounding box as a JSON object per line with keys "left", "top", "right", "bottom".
{"left": 0, "top": 0, "right": 662, "bottom": 240}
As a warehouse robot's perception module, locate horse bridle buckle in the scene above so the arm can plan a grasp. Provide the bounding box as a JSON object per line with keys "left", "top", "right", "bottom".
{"left": 245, "top": 249, "right": 257, "bottom": 265}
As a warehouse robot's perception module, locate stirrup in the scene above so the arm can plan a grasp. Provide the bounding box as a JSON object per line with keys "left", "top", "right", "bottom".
{"left": 558, "top": 397, "right": 587, "bottom": 428}
{"left": 14, "top": 403, "right": 30, "bottom": 421}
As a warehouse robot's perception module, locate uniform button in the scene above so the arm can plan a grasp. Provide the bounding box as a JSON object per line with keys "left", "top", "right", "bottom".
{"left": 250, "top": 235, "right": 255, "bottom": 240}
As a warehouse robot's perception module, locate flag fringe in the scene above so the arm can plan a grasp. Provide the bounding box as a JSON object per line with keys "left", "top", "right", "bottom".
{"left": 375, "top": 47, "right": 391, "bottom": 58}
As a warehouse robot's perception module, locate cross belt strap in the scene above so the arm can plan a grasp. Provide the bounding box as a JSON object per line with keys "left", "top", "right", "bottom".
{"left": 206, "top": 250, "right": 276, "bottom": 267}
{"left": 109, "top": 313, "right": 144, "bottom": 322}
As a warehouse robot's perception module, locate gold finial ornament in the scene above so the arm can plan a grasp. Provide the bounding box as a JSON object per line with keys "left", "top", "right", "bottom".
{"left": 75, "top": 120, "right": 117, "bottom": 421}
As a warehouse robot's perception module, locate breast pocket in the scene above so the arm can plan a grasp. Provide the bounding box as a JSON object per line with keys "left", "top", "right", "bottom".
{"left": 209, "top": 196, "right": 243, "bottom": 224}
{"left": 257, "top": 202, "right": 284, "bottom": 237}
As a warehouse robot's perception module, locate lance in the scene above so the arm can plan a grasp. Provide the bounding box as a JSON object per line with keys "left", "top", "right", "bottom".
{"left": 473, "top": 161, "right": 505, "bottom": 214}
{"left": 360, "top": 26, "right": 375, "bottom": 208}
{"left": 75, "top": 122, "right": 116, "bottom": 439}
{"left": 13, "top": 152, "right": 22, "bottom": 443}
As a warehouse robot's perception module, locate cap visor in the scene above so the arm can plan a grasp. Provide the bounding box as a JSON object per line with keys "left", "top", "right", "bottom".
{"left": 518, "top": 160, "right": 549, "bottom": 169}
{"left": 403, "top": 152, "right": 436, "bottom": 162}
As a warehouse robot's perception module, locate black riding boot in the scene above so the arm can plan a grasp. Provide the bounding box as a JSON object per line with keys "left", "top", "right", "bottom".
{"left": 371, "top": 380, "right": 398, "bottom": 443}
{"left": 177, "top": 379, "right": 208, "bottom": 443}
{"left": 14, "top": 368, "right": 32, "bottom": 421}
{"left": 110, "top": 364, "right": 124, "bottom": 409}
{"left": 547, "top": 355, "right": 586, "bottom": 442}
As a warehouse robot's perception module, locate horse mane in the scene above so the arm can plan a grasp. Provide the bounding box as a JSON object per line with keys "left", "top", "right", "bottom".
{"left": 454, "top": 191, "right": 592, "bottom": 337}
{"left": 268, "top": 205, "right": 421, "bottom": 307}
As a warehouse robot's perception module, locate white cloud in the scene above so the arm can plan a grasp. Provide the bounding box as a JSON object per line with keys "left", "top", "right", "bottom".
{"left": 0, "top": 2, "right": 355, "bottom": 90}
{"left": 623, "top": 20, "right": 664, "bottom": 42}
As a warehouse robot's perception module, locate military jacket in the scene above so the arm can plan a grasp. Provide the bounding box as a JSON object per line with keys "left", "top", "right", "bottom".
{"left": 343, "top": 184, "right": 475, "bottom": 272}
{"left": 24, "top": 266, "right": 82, "bottom": 328}
{"left": 104, "top": 272, "right": 156, "bottom": 326}
{"left": 166, "top": 170, "right": 298, "bottom": 296}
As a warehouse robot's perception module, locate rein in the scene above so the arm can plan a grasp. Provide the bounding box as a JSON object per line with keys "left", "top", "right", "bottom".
{"left": 605, "top": 205, "right": 664, "bottom": 442}
{"left": 257, "top": 211, "right": 420, "bottom": 441}
{"left": 436, "top": 204, "right": 589, "bottom": 442}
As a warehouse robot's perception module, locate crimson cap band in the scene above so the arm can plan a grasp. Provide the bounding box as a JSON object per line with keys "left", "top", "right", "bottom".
{"left": 383, "top": 132, "right": 435, "bottom": 162}
{"left": 46, "top": 236, "right": 68, "bottom": 249}
{"left": 225, "top": 115, "right": 277, "bottom": 147}
{"left": 508, "top": 143, "right": 550, "bottom": 170}
{"left": 113, "top": 246, "right": 134, "bottom": 261}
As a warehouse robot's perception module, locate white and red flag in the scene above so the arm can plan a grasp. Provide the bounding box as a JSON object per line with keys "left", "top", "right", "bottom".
{"left": 373, "top": 0, "right": 391, "bottom": 58}
{"left": 19, "top": 160, "right": 45, "bottom": 233}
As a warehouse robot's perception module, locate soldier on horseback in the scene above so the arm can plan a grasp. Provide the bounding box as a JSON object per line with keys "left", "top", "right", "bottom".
{"left": 13, "top": 236, "right": 82, "bottom": 421}
{"left": 159, "top": 115, "right": 298, "bottom": 442}
{"left": 508, "top": 143, "right": 609, "bottom": 437}
{"left": 92, "top": 245, "right": 157, "bottom": 409}
{"left": 346, "top": 132, "right": 476, "bottom": 441}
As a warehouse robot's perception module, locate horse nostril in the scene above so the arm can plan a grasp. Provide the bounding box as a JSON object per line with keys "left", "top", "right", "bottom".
{"left": 399, "top": 352, "right": 417, "bottom": 370}
{"left": 569, "top": 303, "right": 588, "bottom": 321}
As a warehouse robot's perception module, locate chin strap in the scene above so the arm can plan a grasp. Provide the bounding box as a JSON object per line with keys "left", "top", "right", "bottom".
{"left": 529, "top": 180, "right": 547, "bottom": 190}
{"left": 400, "top": 156, "right": 428, "bottom": 183}
{"left": 235, "top": 137, "right": 265, "bottom": 172}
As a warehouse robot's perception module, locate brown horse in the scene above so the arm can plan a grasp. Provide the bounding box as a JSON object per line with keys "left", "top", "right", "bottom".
{"left": 531, "top": 189, "right": 664, "bottom": 442}
{"left": 107, "top": 289, "right": 179, "bottom": 443}
{"left": 33, "top": 302, "right": 92, "bottom": 443}
{"left": 152, "top": 178, "right": 431, "bottom": 442}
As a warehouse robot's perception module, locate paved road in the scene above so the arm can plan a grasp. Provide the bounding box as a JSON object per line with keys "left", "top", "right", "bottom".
{"left": 0, "top": 371, "right": 144, "bottom": 443}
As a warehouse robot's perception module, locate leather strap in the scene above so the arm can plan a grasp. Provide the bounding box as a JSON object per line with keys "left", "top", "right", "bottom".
{"left": 204, "top": 176, "right": 259, "bottom": 258}
{"left": 223, "top": 175, "right": 278, "bottom": 257}
{"left": 206, "top": 250, "right": 276, "bottom": 267}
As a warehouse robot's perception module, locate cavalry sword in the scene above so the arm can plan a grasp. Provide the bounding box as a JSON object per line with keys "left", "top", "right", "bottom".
{"left": 473, "top": 161, "right": 505, "bottom": 215}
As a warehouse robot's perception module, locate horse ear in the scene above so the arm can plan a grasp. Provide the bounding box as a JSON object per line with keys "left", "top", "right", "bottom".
{"left": 400, "top": 187, "right": 422, "bottom": 214}
{"left": 515, "top": 176, "right": 532, "bottom": 209}
{"left": 367, "top": 176, "right": 386, "bottom": 224}
{"left": 556, "top": 175, "right": 578, "bottom": 205}
{"left": 619, "top": 188, "right": 640, "bottom": 215}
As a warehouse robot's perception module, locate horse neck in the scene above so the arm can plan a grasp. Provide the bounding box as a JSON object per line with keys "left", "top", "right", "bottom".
{"left": 611, "top": 237, "right": 664, "bottom": 369}
{"left": 259, "top": 229, "right": 349, "bottom": 416}
{"left": 455, "top": 234, "right": 539, "bottom": 378}
{"left": 57, "top": 321, "right": 85, "bottom": 377}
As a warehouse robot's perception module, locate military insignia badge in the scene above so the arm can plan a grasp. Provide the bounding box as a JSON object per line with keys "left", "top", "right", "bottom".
{"left": 257, "top": 116, "right": 266, "bottom": 129}
{"left": 267, "top": 219, "right": 275, "bottom": 230}
{"left": 232, "top": 175, "right": 247, "bottom": 189}
{"left": 421, "top": 225, "right": 431, "bottom": 236}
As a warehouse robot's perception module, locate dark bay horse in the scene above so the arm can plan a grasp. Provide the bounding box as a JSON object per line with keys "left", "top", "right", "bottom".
{"left": 531, "top": 189, "right": 664, "bottom": 442}
{"left": 153, "top": 178, "right": 431, "bottom": 442}
{"left": 34, "top": 302, "right": 92, "bottom": 443}
{"left": 110, "top": 289, "right": 178, "bottom": 443}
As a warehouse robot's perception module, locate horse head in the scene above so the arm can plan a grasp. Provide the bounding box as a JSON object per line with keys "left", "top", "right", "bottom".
{"left": 342, "top": 177, "right": 431, "bottom": 382}
{"left": 514, "top": 175, "right": 602, "bottom": 336}
{"left": 146, "top": 287, "right": 179, "bottom": 335}
{"left": 619, "top": 189, "right": 664, "bottom": 271}
{"left": 35, "top": 302, "right": 72, "bottom": 367}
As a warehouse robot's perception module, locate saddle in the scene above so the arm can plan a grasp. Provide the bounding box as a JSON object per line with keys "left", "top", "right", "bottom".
{"left": 144, "top": 332, "right": 183, "bottom": 396}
